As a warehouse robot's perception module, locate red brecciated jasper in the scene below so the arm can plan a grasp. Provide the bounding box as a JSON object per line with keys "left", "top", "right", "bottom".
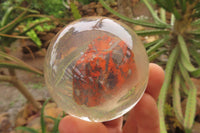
{"left": 45, "top": 17, "right": 149, "bottom": 122}
{"left": 72, "top": 35, "right": 136, "bottom": 107}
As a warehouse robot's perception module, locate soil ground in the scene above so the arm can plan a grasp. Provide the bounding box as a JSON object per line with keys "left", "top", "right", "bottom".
{"left": 0, "top": 40, "right": 49, "bottom": 126}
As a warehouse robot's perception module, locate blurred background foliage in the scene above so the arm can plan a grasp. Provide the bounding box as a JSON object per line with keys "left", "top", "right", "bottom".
{"left": 0, "top": 0, "right": 200, "bottom": 133}
{"left": 0, "top": 0, "right": 68, "bottom": 19}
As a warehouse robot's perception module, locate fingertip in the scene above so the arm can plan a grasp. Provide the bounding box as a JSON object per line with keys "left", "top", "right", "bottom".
{"left": 124, "top": 94, "right": 160, "bottom": 133}
{"left": 59, "top": 116, "right": 108, "bottom": 133}
{"left": 134, "top": 94, "right": 160, "bottom": 132}
{"left": 149, "top": 63, "right": 165, "bottom": 76}
{"left": 134, "top": 94, "right": 158, "bottom": 122}
{"left": 103, "top": 117, "right": 123, "bottom": 128}
{"left": 146, "top": 63, "right": 165, "bottom": 100}
{"left": 149, "top": 63, "right": 165, "bottom": 85}
{"left": 103, "top": 117, "right": 123, "bottom": 133}
{"left": 123, "top": 94, "right": 160, "bottom": 133}
{"left": 59, "top": 116, "right": 79, "bottom": 133}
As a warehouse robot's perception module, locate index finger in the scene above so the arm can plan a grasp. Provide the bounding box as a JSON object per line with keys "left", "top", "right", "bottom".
{"left": 103, "top": 63, "right": 164, "bottom": 130}
{"left": 145, "top": 63, "right": 165, "bottom": 100}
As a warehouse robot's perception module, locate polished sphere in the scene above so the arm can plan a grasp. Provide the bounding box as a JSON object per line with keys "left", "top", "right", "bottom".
{"left": 44, "top": 17, "right": 149, "bottom": 122}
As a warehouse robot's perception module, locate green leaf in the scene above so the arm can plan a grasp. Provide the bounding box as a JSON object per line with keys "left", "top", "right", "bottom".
{"left": 180, "top": 52, "right": 196, "bottom": 72}
{"left": 167, "top": 0, "right": 176, "bottom": 12}
{"left": 15, "top": 6, "right": 40, "bottom": 14}
{"left": 144, "top": 39, "right": 161, "bottom": 48}
{"left": 160, "top": 8, "right": 166, "bottom": 23}
{"left": 178, "top": 62, "right": 197, "bottom": 131}
{"left": 0, "top": 6, "right": 39, "bottom": 30}
{"left": 0, "top": 8, "right": 27, "bottom": 34}
{"left": 149, "top": 49, "right": 167, "bottom": 61}
{"left": 135, "top": 29, "right": 170, "bottom": 36}
{"left": 21, "top": 18, "right": 51, "bottom": 35}
{"left": 178, "top": 35, "right": 190, "bottom": 60}
{"left": 77, "top": 0, "right": 98, "bottom": 5}
{"left": 0, "top": 33, "right": 29, "bottom": 39}
{"left": 173, "top": 71, "right": 184, "bottom": 125}
{"left": 189, "top": 30, "right": 200, "bottom": 36}
{"left": 100, "top": 0, "right": 169, "bottom": 29}
{"left": 190, "top": 68, "right": 200, "bottom": 78}
{"left": 173, "top": 7, "right": 181, "bottom": 20}
{"left": 155, "top": 0, "right": 182, "bottom": 19}
{"left": 41, "top": 99, "right": 50, "bottom": 133}
{"left": 45, "top": 116, "right": 58, "bottom": 121}
{"left": 158, "top": 46, "right": 179, "bottom": 133}
{"left": 154, "top": 0, "right": 169, "bottom": 11}
{"left": 51, "top": 116, "right": 61, "bottom": 133}
{"left": 26, "top": 30, "right": 42, "bottom": 48}
{"left": 189, "top": 45, "right": 200, "bottom": 66}
{"left": 170, "top": 14, "right": 175, "bottom": 26}
{"left": 189, "top": 39, "right": 200, "bottom": 48}
{"left": 1, "top": 7, "right": 14, "bottom": 27}
{"left": 147, "top": 37, "right": 169, "bottom": 55}
{"left": 191, "top": 19, "right": 200, "bottom": 26}
{"left": 0, "top": 51, "right": 43, "bottom": 75}
{"left": 179, "top": 0, "right": 186, "bottom": 13}
{"left": 179, "top": 35, "right": 200, "bottom": 77}
{"left": 142, "top": 0, "right": 168, "bottom": 26}
{"left": 1, "top": 51, "right": 31, "bottom": 66}
{"left": 155, "top": 0, "right": 175, "bottom": 12}
{"left": 0, "top": 62, "right": 42, "bottom": 75}
{"left": 180, "top": 53, "right": 200, "bottom": 77}
{"left": 16, "top": 127, "right": 39, "bottom": 133}
{"left": 180, "top": 78, "right": 189, "bottom": 95}
{"left": 45, "top": 115, "right": 61, "bottom": 133}
{"left": 184, "top": 87, "right": 197, "bottom": 132}
{"left": 70, "top": 2, "right": 81, "bottom": 20}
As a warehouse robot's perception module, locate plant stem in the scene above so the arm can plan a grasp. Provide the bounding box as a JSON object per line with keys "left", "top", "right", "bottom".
{"left": 158, "top": 46, "right": 179, "bottom": 133}
{"left": 173, "top": 71, "right": 184, "bottom": 125}
{"left": 178, "top": 62, "right": 197, "bottom": 131}
{"left": 173, "top": 1, "right": 197, "bottom": 35}
{"left": 0, "top": 69, "right": 41, "bottom": 111}
{"left": 100, "top": 0, "right": 168, "bottom": 28}
{"left": 0, "top": 33, "right": 30, "bottom": 39}
{"left": 117, "top": 0, "right": 134, "bottom": 28}
{"left": 12, "top": 77, "right": 41, "bottom": 111}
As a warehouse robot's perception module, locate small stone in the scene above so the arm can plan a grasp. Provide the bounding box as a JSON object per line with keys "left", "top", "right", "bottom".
{"left": 95, "top": 3, "right": 102, "bottom": 8}
{"left": 134, "top": 25, "right": 145, "bottom": 31}
{"left": 40, "top": 33, "right": 55, "bottom": 42}
{"left": 110, "top": 2, "right": 117, "bottom": 7}
{"left": 26, "top": 117, "right": 41, "bottom": 132}
{"left": 145, "top": 36, "right": 159, "bottom": 43}
{"left": 96, "top": 7, "right": 104, "bottom": 15}
{"left": 87, "top": 8, "right": 95, "bottom": 13}
{"left": 192, "top": 122, "right": 200, "bottom": 133}
{"left": 89, "top": 2, "right": 97, "bottom": 7}
{"left": 36, "top": 48, "right": 47, "bottom": 57}
{"left": 44, "top": 103, "right": 63, "bottom": 123}
{"left": 15, "top": 117, "right": 26, "bottom": 127}
{"left": 0, "top": 113, "right": 12, "bottom": 132}
{"left": 82, "top": 5, "right": 89, "bottom": 10}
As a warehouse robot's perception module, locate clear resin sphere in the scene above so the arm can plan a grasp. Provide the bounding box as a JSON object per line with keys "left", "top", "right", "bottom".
{"left": 44, "top": 17, "right": 149, "bottom": 122}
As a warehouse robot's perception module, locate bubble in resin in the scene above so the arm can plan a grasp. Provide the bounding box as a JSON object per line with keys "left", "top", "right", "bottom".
{"left": 44, "top": 17, "right": 149, "bottom": 122}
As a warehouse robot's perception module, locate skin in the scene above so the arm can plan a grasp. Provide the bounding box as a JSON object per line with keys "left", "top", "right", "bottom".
{"left": 59, "top": 63, "right": 165, "bottom": 133}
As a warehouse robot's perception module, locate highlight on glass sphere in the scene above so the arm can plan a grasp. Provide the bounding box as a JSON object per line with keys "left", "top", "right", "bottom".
{"left": 44, "top": 16, "right": 149, "bottom": 122}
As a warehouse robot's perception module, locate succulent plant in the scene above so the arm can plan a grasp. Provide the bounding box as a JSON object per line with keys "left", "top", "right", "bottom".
{"left": 100, "top": 0, "right": 200, "bottom": 132}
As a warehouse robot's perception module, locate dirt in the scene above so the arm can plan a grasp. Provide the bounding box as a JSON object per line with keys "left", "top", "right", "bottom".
{"left": 0, "top": 40, "right": 49, "bottom": 126}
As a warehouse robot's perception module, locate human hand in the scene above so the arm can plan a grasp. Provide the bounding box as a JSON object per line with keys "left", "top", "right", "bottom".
{"left": 59, "top": 63, "right": 165, "bottom": 133}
